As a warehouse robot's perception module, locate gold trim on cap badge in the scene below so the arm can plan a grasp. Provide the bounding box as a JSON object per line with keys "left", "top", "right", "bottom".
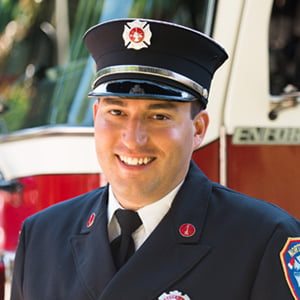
{"left": 122, "top": 20, "right": 152, "bottom": 50}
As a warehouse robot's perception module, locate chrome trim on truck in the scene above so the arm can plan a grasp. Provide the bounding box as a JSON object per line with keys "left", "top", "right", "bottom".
{"left": 0, "top": 125, "right": 94, "bottom": 144}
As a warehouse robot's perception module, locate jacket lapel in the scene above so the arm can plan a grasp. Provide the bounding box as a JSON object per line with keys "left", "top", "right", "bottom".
{"left": 99, "top": 162, "right": 212, "bottom": 300}
{"left": 70, "top": 187, "right": 117, "bottom": 300}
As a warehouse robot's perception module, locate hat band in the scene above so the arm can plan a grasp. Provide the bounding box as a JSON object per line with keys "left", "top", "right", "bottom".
{"left": 92, "top": 65, "right": 208, "bottom": 99}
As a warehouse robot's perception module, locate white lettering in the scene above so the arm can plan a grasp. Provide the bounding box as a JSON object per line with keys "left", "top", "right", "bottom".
{"left": 233, "top": 127, "right": 300, "bottom": 145}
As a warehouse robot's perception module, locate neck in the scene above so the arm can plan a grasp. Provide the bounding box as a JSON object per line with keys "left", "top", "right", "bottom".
{"left": 114, "top": 193, "right": 161, "bottom": 210}
{"left": 110, "top": 180, "right": 184, "bottom": 210}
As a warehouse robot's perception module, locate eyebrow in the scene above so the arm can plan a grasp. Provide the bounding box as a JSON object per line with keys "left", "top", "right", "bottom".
{"left": 101, "top": 97, "right": 179, "bottom": 111}
{"left": 147, "top": 102, "right": 179, "bottom": 111}
{"left": 101, "top": 98, "right": 126, "bottom": 106}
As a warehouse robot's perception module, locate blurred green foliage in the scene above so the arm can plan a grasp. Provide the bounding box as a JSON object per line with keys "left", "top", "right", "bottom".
{"left": 0, "top": 0, "right": 210, "bottom": 133}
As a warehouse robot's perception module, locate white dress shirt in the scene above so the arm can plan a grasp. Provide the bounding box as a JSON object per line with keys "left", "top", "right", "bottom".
{"left": 107, "top": 182, "right": 183, "bottom": 250}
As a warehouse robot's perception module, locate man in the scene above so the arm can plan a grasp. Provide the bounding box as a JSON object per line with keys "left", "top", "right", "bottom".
{"left": 11, "top": 19, "right": 300, "bottom": 300}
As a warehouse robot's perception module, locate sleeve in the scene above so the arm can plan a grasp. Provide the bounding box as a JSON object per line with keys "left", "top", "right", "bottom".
{"left": 10, "top": 223, "right": 26, "bottom": 300}
{"left": 250, "top": 216, "right": 300, "bottom": 300}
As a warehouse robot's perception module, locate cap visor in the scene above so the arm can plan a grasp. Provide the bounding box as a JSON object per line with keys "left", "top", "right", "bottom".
{"left": 88, "top": 80, "right": 197, "bottom": 102}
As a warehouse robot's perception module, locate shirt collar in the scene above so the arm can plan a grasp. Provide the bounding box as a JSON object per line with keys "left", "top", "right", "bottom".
{"left": 137, "top": 183, "right": 183, "bottom": 236}
{"left": 107, "top": 182, "right": 183, "bottom": 238}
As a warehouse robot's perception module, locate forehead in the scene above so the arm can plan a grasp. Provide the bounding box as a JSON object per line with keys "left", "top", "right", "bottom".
{"left": 99, "top": 97, "right": 191, "bottom": 110}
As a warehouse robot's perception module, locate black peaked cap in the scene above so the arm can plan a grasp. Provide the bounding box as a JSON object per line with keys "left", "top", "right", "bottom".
{"left": 83, "top": 18, "right": 228, "bottom": 107}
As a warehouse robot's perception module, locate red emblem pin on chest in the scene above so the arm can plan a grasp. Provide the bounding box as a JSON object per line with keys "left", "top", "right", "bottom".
{"left": 86, "top": 212, "right": 96, "bottom": 228}
{"left": 179, "top": 223, "right": 196, "bottom": 237}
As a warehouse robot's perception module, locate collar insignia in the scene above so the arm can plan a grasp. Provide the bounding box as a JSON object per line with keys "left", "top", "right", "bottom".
{"left": 122, "top": 20, "right": 152, "bottom": 50}
{"left": 86, "top": 212, "right": 96, "bottom": 228}
{"left": 158, "top": 290, "right": 191, "bottom": 300}
{"left": 280, "top": 237, "right": 300, "bottom": 300}
{"left": 179, "top": 223, "right": 196, "bottom": 238}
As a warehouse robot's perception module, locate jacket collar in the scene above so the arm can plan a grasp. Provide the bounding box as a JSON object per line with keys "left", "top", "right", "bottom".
{"left": 70, "top": 187, "right": 116, "bottom": 299}
{"left": 71, "top": 162, "right": 212, "bottom": 300}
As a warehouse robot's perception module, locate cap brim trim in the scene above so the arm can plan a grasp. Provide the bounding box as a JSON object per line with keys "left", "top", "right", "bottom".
{"left": 92, "top": 65, "right": 208, "bottom": 99}
{"left": 88, "top": 92, "right": 196, "bottom": 102}
{"left": 88, "top": 79, "right": 197, "bottom": 102}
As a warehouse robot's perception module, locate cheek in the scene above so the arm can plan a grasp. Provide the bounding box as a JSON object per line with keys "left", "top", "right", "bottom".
{"left": 94, "top": 116, "right": 119, "bottom": 137}
{"left": 160, "top": 126, "right": 194, "bottom": 154}
{"left": 179, "top": 127, "right": 196, "bottom": 158}
{"left": 94, "top": 119, "right": 114, "bottom": 151}
{"left": 94, "top": 113, "right": 108, "bottom": 129}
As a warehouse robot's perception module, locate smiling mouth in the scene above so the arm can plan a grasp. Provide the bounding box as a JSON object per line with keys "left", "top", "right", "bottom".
{"left": 118, "top": 155, "right": 154, "bottom": 166}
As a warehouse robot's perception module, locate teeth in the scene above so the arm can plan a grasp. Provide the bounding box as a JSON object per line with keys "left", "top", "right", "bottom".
{"left": 119, "top": 155, "right": 152, "bottom": 166}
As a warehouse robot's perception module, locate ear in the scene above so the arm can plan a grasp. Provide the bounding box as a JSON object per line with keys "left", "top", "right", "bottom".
{"left": 193, "top": 110, "right": 209, "bottom": 150}
{"left": 93, "top": 99, "right": 99, "bottom": 121}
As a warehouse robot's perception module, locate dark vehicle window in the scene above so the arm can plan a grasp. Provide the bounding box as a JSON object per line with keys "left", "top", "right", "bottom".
{"left": 269, "top": 0, "right": 300, "bottom": 95}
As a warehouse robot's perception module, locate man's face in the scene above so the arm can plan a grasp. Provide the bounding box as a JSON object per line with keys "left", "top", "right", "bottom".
{"left": 93, "top": 97, "right": 208, "bottom": 209}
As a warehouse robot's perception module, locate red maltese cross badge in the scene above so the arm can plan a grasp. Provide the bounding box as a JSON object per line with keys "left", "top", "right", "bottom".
{"left": 122, "top": 19, "right": 152, "bottom": 50}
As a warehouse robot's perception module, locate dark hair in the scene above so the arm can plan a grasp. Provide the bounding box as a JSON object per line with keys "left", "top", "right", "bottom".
{"left": 190, "top": 99, "right": 205, "bottom": 119}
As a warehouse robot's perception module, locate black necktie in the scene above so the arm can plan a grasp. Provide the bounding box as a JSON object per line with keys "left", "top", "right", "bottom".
{"left": 110, "top": 209, "right": 142, "bottom": 270}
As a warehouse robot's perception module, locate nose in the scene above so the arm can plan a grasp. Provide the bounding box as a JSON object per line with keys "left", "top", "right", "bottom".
{"left": 122, "top": 117, "right": 148, "bottom": 148}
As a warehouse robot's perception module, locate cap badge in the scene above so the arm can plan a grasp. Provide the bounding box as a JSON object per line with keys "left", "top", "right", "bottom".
{"left": 129, "top": 84, "right": 145, "bottom": 94}
{"left": 179, "top": 223, "right": 196, "bottom": 238}
{"left": 122, "top": 20, "right": 152, "bottom": 50}
{"left": 280, "top": 237, "right": 300, "bottom": 300}
{"left": 158, "top": 290, "right": 191, "bottom": 300}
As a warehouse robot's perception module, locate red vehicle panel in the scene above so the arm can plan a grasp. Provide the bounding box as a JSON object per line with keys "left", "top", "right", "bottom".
{"left": 0, "top": 174, "right": 100, "bottom": 251}
{"left": 226, "top": 137, "right": 300, "bottom": 219}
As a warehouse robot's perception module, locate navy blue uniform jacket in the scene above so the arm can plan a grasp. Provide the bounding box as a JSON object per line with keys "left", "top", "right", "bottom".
{"left": 11, "top": 162, "right": 300, "bottom": 299}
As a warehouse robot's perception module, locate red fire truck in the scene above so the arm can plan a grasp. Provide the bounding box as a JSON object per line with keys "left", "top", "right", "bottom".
{"left": 0, "top": 0, "right": 300, "bottom": 298}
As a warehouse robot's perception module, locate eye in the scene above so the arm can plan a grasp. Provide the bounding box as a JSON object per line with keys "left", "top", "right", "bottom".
{"left": 152, "top": 114, "right": 169, "bottom": 120}
{"left": 110, "top": 109, "right": 124, "bottom": 116}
